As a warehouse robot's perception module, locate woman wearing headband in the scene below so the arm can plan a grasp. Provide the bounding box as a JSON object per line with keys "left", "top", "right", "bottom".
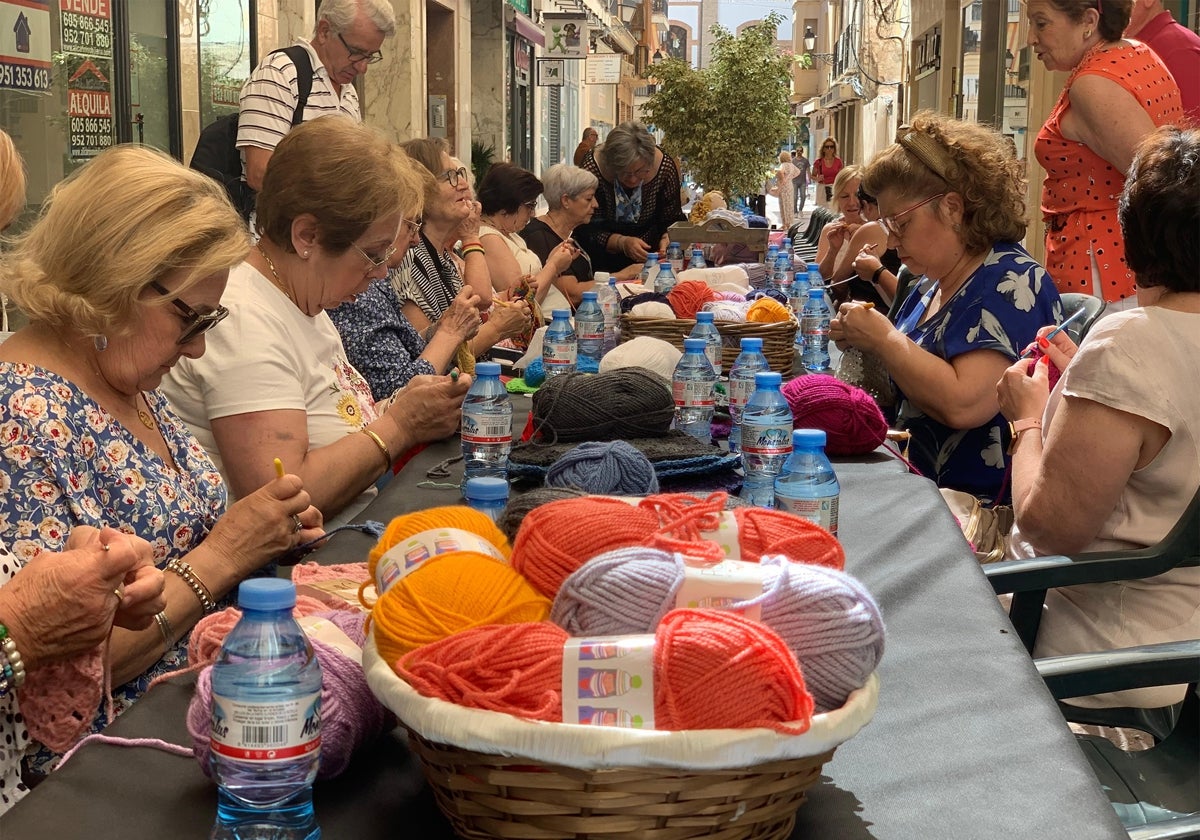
{"left": 830, "top": 112, "right": 1062, "bottom": 502}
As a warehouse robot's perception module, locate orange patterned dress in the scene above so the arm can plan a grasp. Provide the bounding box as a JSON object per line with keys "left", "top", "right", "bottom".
{"left": 1035, "top": 41, "right": 1182, "bottom": 302}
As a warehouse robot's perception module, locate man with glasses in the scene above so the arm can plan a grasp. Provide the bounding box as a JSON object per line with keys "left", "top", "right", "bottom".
{"left": 237, "top": 0, "right": 396, "bottom": 194}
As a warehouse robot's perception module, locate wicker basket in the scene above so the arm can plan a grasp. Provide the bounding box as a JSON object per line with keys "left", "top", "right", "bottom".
{"left": 365, "top": 636, "right": 878, "bottom": 840}
{"left": 619, "top": 315, "right": 798, "bottom": 375}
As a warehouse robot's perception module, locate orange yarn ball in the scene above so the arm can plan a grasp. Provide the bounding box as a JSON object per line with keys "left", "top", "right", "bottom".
{"left": 372, "top": 551, "right": 550, "bottom": 667}
{"left": 734, "top": 507, "right": 846, "bottom": 570}
{"left": 667, "top": 280, "right": 718, "bottom": 319}
{"left": 745, "top": 297, "right": 792, "bottom": 323}
{"left": 510, "top": 496, "right": 662, "bottom": 598}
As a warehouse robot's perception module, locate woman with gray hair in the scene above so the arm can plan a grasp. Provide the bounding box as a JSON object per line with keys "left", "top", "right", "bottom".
{"left": 522, "top": 163, "right": 600, "bottom": 309}
{"left": 577, "top": 122, "right": 685, "bottom": 274}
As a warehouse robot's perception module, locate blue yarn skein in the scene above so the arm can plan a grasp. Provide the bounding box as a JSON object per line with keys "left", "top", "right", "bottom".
{"left": 522, "top": 354, "right": 600, "bottom": 387}
{"left": 544, "top": 440, "right": 660, "bottom": 495}
{"left": 550, "top": 549, "right": 885, "bottom": 712}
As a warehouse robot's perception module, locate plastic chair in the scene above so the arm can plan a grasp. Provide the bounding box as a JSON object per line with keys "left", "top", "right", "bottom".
{"left": 1036, "top": 640, "right": 1199, "bottom": 838}
{"left": 1059, "top": 292, "right": 1106, "bottom": 345}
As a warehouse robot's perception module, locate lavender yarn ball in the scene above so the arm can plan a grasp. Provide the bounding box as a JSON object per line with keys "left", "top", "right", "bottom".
{"left": 545, "top": 440, "right": 660, "bottom": 495}
{"left": 551, "top": 549, "right": 885, "bottom": 712}
{"left": 186, "top": 612, "right": 391, "bottom": 780}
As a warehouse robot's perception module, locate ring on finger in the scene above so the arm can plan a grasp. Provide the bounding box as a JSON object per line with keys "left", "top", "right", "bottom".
{"left": 113, "top": 586, "right": 124, "bottom": 602}
{"left": 291, "top": 514, "right": 303, "bottom": 533}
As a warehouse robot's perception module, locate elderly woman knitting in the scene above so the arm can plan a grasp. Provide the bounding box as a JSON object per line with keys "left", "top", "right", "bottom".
{"left": 0, "top": 142, "right": 322, "bottom": 776}
{"left": 830, "top": 112, "right": 1062, "bottom": 502}
{"left": 576, "top": 121, "right": 686, "bottom": 274}
{"left": 520, "top": 163, "right": 604, "bottom": 309}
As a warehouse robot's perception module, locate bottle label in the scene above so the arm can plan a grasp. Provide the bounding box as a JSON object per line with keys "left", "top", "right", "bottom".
{"left": 705, "top": 346, "right": 722, "bottom": 375}
{"left": 674, "top": 559, "right": 765, "bottom": 621}
{"left": 544, "top": 341, "right": 577, "bottom": 368}
{"left": 742, "top": 422, "right": 793, "bottom": 458}
{"left": 673, "top": 378, "right": 714, "bottom": 408}
{"left": 576, "top": 326, "right": 604, "bottom": 341}
{"left": 461, "top": 414, "right": 513, "bottom": 446}
{"left": 775, "top": 495, "right": 839, "bottom": 536}
{"left": 562, "top": 635, "right": 655, "bottom": 729}
{"left": 375, "top": 527, "right": 506, "bottom": 594}
{"left": 728, "top": 377, "right": 756, "bottom": 409}
{"left": 600, "top": 300, "right": 619, "bottom": 322}
{"left": 210, "top": 691, "right": 322, "bottom": 762}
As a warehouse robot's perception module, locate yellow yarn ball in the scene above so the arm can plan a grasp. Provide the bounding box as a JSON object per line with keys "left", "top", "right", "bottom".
{"left": 746, "top": 297, "right": 792, "bottom": 324}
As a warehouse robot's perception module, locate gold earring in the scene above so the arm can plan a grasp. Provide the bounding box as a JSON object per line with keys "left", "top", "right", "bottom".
{"left": 1084, "top": 29, "right": 1091, "bottom": 38}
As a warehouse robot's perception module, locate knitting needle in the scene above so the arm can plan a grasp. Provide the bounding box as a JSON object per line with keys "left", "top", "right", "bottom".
{"left": 273, "top": 458, "right": 285, "bottom": 479}
{"left": 1019, "top": 306, "right": 1086, "bottom": 359}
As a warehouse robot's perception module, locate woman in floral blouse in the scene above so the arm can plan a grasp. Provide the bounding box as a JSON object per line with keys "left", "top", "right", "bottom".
{"left": 0, "top": 143, "right": 321, "bottom": 775}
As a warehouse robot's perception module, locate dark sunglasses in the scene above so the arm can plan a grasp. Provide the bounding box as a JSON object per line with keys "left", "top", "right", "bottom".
{"left": 148, "top": 280, "right": 229, "bottom": 344}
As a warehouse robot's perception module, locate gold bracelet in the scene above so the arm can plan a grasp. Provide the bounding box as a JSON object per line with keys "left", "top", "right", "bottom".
{"left": 165, "top": 559, "right": 216, "bottom": 614}
{"left": 361, "top": 428, "right": 392, "bottom": 470}
{"left": 154, "top": 611, "right": 175, "bottom": 655}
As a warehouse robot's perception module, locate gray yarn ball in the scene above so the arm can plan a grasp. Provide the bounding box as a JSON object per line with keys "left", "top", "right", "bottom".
{"left": 545, "top": 440, "right": 660, "bottom": 496}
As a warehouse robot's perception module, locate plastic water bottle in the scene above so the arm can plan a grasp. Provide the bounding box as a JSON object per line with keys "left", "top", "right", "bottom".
{"left": 774, "top": 250, "right": 793, "bottom": 293}
{"left": 463, "top": 476, "right": 509, "bottom": 524}
{"left": 672, "top": 337, "right": 716, "bottom": 441}
{"left": 665, "top": 241, "right": 684, "bottom": 274}
{"left": 210, "top": 579, "right": 321, "bottom": 840}
{"left": 807, "top": 262, "right": 830, "bottom": 311}
{"left": 461, "top": 361, "right": 512, "bottom": 483}
{"left": 765, "top": 244, "right": 779, "bottom": 272}
{"left": 653, "top": 259, "right": 677, "bottom": 295}
{"left": 543, "top": 309, "right": 577, "bottom": 378}
{"left": 595, "top": 273, "right": 620, "bottom": 354}
{"left": 639, "top": 252, "right": 659, "bottom": 286}
{"left": 775, "top": 428, "right": 840, "bottom": 535}
{"left": 789, "top": 268, "right": 810, "bottom": 316}
{"left": 688, "top": 310, "right": 723, "bottom": 376}
{"left": 688, "top": 248, "right": 705, "bottom": 270}
{"left": 727, "top": 337, "right": 771, "bottom": 455}
{"left": 575, "top": 291, "right": 604, "bottom": 365}
{"left": 739, "top": 371, "right": 794, "bottom": 508}
{"left": 800, "top": 287, "right": 832, "bottom": 372}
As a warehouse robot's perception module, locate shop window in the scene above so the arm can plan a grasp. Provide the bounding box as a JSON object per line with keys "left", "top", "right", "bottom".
{"left": 197, "top": 0, "right": 253, "bottom": 127}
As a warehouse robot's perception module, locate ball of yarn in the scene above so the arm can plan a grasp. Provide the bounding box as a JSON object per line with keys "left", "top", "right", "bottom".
{"left": 530, "top": 368, "right": 676, "bottom": 444}
{"left": 497, "top": 485, "right": 588, "bottom": 543}
{"left": 620, "top": 291, "right": 671, "bottom": 314}
{"left": 733, "top": 506, "right": 845, "bottom": 569}
{"left": 746, "top": 288, "right": 789, "bottom": 305}
{"left": 186, "top": 611, "right": 390, "bottom": 780}
{"left": 598, "top": 336, "right": 680, "bottom": 386}
{"left": 701, "top": 300, "right": 750, "bottom": 322}
{"left": 745, "top": 297, "right": 791, "bottom": 324}
{"left": 372, "top": 551, "right": 550, "bottom": 667}
{"left": 781, "top": 374, "right": 889, "bottom": 456}
{"left": 396, "top": 609, "right": 812, "bottom": 732}
{"left": 545, "top": 440, "right": 660, "bottom": 495}
{"left": 630, "top": 300, "right": 676, "bottom": 318}
{"left": 523, "top": 354, "right": 599, "bottom": 387}
{"left": 366, "top": 506, "right": 511, "bottom": 597}
{"left": 667, "top": 280, "right": 718, "bottom": 319}
{"left": 510, "top": 496, "right": 663, "bottom": 597}
{"left": 551, "top": 549, "right": 883, "bottom": 712}
{"left": 713, "top": 291, "right": 748, "bottom": 302}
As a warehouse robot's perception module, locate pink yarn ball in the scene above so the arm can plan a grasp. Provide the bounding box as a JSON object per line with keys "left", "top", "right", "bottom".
{"left": 781, "top": 374, "right": 889, "bottom": 456}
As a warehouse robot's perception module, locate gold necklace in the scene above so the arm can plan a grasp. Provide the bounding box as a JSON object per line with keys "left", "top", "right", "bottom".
{"left": 256, "top": 244, "right": 297, "bottom": 304}
{"left": 543, "top": 211, "right": 575, "bottom": 242}
{"left": 136, "top": 395, "right": 155, "bottom": 430}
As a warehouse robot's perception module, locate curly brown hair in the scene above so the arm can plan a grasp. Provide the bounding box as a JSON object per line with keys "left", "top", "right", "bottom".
{"left": 861, "top": 110, "right": 1027, "bottom": 255}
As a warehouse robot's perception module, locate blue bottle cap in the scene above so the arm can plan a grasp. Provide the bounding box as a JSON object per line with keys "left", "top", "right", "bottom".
{"left": 646, "top": 253, "right": 658, "bottom": 261}
{"left": 807, "top": 263, "right": 820, "bottom": 271}
{"left": 808, "top": 287, "right": 824, "bottom": 298}
{"left": 754, "top": 371, "right": 782, "bottom": 388}
{"left": 695, "top": 311, "right": 714, "bottom": 323}
{"left": 792, "top": 428, "right": 828, "bottom": 449}
{"left": 582, "top": 291, "right": 598, "bottom": 302}
{"left": 238, "top": 578, "right": 297, "bottom": 611}
{"left": 739, "top": 337, "right": 763, "bottom": 351}
{"left": 683, "top": 338, "right": 707, "bottom": 352}
{"left": 669, "top": 241, "right": 680, "bottom": 248}
{"left": 552, "top": 309, "right": 571, "bottom": 319}
{"left": 475, "top": 361, "right": 501, "bottom": 377}
{"left": 464, "top": 477, "right": 510, "bottom": 501}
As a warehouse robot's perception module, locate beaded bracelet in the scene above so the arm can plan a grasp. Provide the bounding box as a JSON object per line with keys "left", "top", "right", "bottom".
{"left": 361, "top": 428, "right": 393, "bottom": 471}
{"left": 0, "top": 622, "right": 27, "bottom": 696}
{"left": 165, "top": 559, "right": 216, "bottom": 614}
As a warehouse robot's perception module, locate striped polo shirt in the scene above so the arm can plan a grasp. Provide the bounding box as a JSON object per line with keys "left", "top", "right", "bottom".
{"left": 236, "top": 38, "right": 360, "bottom": 169}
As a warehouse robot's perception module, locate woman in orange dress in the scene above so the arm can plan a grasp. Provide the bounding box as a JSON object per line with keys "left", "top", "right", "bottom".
{"left": 1029, "top": 0, "right": 1182, "bottom": 309}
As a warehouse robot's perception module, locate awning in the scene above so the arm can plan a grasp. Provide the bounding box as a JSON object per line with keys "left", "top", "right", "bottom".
{"left": 505, "top": 5, "right": 546, "bottom": 47}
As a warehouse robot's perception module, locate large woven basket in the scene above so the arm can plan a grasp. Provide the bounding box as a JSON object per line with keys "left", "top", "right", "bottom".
{"left": 619, "top": 315, "right": 797, "bottom": 375}
{"left": 365, "top": 636, "right": 878, "bottom": 840}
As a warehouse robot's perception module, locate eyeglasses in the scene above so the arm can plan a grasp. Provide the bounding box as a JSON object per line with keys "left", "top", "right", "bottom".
{"left": 401, "top": 215, "right": 423, "bottom": 237}
{"left": 437, "top": 167, "right": 469, "bottom": 187}
{"left": 337, "top": 32, "right": 383, "bottom": 65}
{"left": 353, "top": 242, "right": 399, "bottom": 269}
{"left": 148, "top": 281, "right": 229, "bottom": 345}
{"left": 880, "top": 193, "right": 945, "bottom": 238}
{"left": 521, "top": 200, "right": 538, "bottom": 211}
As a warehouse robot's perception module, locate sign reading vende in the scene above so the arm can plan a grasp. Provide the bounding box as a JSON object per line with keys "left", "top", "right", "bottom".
{"left": 0, "top": 0, "right": 52, "bottom": 92}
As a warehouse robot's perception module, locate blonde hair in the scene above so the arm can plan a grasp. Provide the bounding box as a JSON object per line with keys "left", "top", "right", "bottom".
{"left": 258, "top": 116, "right": 420, "bottom": 253}
{"left": 1, "top": 144, "right": 248, "bottom": 337}
{"left": 862, "top": 110, "right": 1026, "bottom": 253}
{"left": 0, "top": 130, "right": 26, "bottom": 229}
{"left": 831, "top": 164, "right": 863, "bottom": 204}
{"left": 779, "top": 150, "right": 792, "bottom": 164}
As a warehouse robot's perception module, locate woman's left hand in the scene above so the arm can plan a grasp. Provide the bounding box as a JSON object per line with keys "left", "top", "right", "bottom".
{"left": 997, "top": 353, "right": 1053, "bottom": 421}
{"left": 207, "top": 475, "right": 324, "bottom": 578}
{"left": 852, "top": 243, "right": 882, "bottom": 280}
{"left": 456, "top": 200, "right": 482, "bottom": 242}
{"left": 547, "top": 240, "right": 579, "bottom": 274}
{"left": 830, "top": 301, "right": 891, "bottom": 351}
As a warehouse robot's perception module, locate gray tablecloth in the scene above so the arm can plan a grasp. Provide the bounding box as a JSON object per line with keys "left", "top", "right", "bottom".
{"left": 0, "top": 437, "right": 1125, "bottom": 839}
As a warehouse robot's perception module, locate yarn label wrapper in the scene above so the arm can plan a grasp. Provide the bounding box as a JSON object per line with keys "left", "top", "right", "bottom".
{"left": 562, "top": 635, "right": 656, "bottom": 729}
{"left": 296, "top": 578, "right": 369, "bottom": 613}
{"left": 675, "top": 560, "right": 765, "bottom": 621}
{"left": 298, "top": 616, "right": 363, "bottom": 666}
{"left": 612, "top": 496, "right": 742, "bottom": 559}
{"left": 375, "top": 528, "right": 506, "bottom": 594}
{"left": 209, "top": 691, "right": 322, "bottom": 762}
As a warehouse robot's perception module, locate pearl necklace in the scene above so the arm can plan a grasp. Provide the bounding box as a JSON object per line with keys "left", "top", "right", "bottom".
{"left": 256, "top": 244, "right": 297, "bottom": 304}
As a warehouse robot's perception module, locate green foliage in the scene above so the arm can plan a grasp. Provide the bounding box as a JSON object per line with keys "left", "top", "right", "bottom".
{"left": 642, "top": 14, "right": 795, "bottom": 198}
{"left": 471, "top": 140, "right": 496, "bottom": 187}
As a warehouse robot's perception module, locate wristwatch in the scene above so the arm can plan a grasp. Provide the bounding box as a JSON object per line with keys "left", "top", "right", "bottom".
{"left": 1006, "top": 417, "right": 1042, "bottom": 454}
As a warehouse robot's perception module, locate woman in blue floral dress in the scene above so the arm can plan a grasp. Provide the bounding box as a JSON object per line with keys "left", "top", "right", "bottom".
{"left": 0, "top": 144, "right": 322, "bottom": 774}
{"left": 830, "top": 112, "right": 1063, "bottom": 502}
